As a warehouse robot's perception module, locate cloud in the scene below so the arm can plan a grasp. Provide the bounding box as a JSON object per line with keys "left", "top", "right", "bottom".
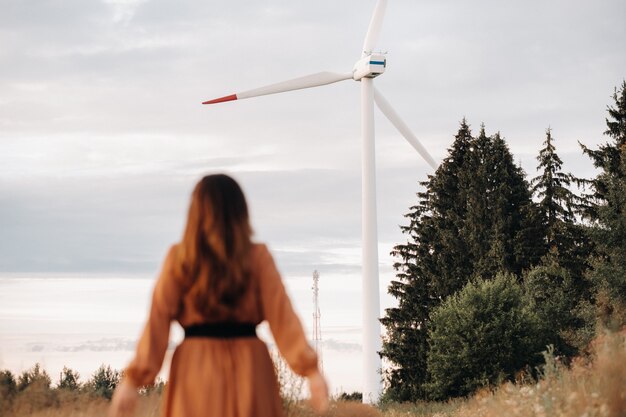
{"left": 323, "top": 339, "right": 361, "bottom": 353}
{"left": 102, "top": 0, "right": 149, "bottom": 25}
{"left": 0, "top": 163, "right": 370, "bottom": 274}
{"left": 56, "top": 338, "right": 138, "bottom": 352}
{"left": 27, "top": 338, "right": 177, "bottom": 353}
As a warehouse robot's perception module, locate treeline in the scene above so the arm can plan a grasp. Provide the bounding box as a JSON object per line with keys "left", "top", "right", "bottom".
{"left": 0, "top": 356, "right": 331, "bottom": 417}
{"left": 381, "top": 81, "right": 626, "bottom": 402}
{"left": 0, "top": 352, "right": 302, "bottom": 416}
{"left": 0, "top": 363, "right": 164, "bottom": 416}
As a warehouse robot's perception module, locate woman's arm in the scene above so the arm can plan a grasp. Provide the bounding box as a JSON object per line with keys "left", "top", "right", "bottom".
{"left": 110, "top": 245, "right": 182, "bottom": 417}
{"left": 124, "top": 245, "right": 181, "bottom": 387}
{"left": 257, "top": 244, "right": 328, "bottom": 412}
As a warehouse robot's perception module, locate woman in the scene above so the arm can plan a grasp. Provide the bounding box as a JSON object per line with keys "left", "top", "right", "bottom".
{"left": 110, "top": 174, "right": 328, "bottom": 417}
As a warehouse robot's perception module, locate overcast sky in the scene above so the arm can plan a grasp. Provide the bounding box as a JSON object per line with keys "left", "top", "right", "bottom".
{"left": 1, "top": 0, "right": 625, "bottom": 394}
{"left": 1, "top": 0, "right": 625, "bottom": 287}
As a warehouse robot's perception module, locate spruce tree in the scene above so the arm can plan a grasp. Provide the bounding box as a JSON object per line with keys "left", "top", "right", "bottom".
{"left": 57, "top": 367, "right": 81, "bottom": 390}
{"left": 532, "top": 128, "right": 575, "bottom": 242}
{"left": 381, "top": 119, "right": 473, "bottom": 401}
{"left": 524, "top": 128, "right": 593, "bottom": 356}
{"left": 470, "top": 130, "right": 542, "bottom": 277}
{"left": 591, "top": 155, "right": 626, "bottom": 310}
{"left": 578, "top": 81, "right": 626, "bottom": 325}
{"left": 531, "top": 129, "right": 590, "bottom": 282}
{"left": 381, "top": 120, "right": 540, "bottom": 401}
{"left": 0, "top": 370, "right": 17, "bottom": 414}
{"left": 577, "top": 81, "right": 626, "bottom": 218}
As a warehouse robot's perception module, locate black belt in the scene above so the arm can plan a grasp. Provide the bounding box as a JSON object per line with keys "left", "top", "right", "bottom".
{"left": 184, "top": 322, "right": 257, "bottom": 339}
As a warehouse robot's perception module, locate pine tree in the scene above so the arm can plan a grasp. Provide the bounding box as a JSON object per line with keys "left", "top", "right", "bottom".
{"left": 0, "top": 370, "right": 17, "bottom": 414}
{"left": 531, "top": 128, "right": 590, "bottom": 283}
{"left": 381, "top": 120, "right": 541, "bottom": 401}
{"left": 578, "top": 81, "right": 626, "bottom": 325}
{"left": 592, "top": 155, "right": 626, "bottom": 309}
{"left": 17, "top": 363, "right": 51, "bottom": 391}
{"left": 470, "top": 130, "right": 542, "bottom": 277}
{"left": 57, "top": 367, "right": 80, "bottom": 390}
{"left": 381, "top": 119, "right": 473, "bottom": 401}
{"left": 532, "top": 128, "right": 575, "bottom": 243}
{"left": 87, "top": 365, "right": 120, "bottom": 400}
{"left": 577, "top": 81, "right": 626, "bottom": 218}
{"left": 523, "top": 128, "right": 593, "bottom": 356}
{"left": 427, "top": 119, "right": 475, "bottom": 294}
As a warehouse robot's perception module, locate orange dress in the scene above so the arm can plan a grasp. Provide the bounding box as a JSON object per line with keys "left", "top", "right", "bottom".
{"left": 124, "top": 243, "right": 319, "bottom": 417}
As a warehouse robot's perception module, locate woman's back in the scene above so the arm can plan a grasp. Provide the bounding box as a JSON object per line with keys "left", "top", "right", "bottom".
{"left": 123, "top": 243, "right": 318, "bottom": 417}
{"left": 176, "top": 243, "right": 266, "bottom": 326}
{"left": 110, "top": 174, "right": 327, "bottom": 417}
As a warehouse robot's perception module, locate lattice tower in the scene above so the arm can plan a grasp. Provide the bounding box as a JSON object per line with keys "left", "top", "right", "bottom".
{"left": 312, "top": 270, "right": 323, "bottom": 372}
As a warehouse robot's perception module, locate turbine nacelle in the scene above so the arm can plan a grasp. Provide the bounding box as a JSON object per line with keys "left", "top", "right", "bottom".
{"left": 352, "top": 53, "right": 387, "bottom": 81}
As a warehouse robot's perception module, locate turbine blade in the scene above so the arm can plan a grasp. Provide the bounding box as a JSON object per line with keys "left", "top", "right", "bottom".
{"left": 203, "top": 94, "right": 237, "bottom": 105}
{"left": 203, "top": 72, "right": 352, "bottom": 105}
{"left": 362, "top": 0, "right": 388, "bottom": 54}
{"left": 374, "top": 87, "right": 438, "bottom": 170}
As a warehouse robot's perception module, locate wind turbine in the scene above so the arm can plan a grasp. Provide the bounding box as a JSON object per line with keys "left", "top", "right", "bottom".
{"left": 203, "top": 0, "right": 438, "bottom": 403}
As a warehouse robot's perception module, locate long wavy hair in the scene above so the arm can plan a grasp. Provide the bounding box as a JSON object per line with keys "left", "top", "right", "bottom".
{"left": 173, "top": 174, "right": 253, "bottom": 317}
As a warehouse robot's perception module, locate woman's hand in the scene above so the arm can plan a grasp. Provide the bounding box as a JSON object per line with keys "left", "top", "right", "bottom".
{"left": 109, "top": 379, "right": 139, "bottom": 417}
{"left": 307, "top": 370, "right": 329, "bottom": 413}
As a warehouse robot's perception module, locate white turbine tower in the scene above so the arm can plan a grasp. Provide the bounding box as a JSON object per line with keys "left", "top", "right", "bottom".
{"left": 203, "top": 0, "right": 438, "bottom": 403}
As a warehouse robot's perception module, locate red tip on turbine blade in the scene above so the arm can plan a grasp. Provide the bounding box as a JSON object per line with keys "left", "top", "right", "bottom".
{"left": 202, "top": 94, "right": 238, "bottom": 105}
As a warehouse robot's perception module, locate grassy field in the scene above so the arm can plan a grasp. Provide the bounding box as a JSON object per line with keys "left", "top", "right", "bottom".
{"left": 1, "top": 330, "right": 624, "bottom": 417}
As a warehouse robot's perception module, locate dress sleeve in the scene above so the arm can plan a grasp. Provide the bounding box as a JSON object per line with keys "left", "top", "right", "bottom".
{"left": 257, "top": 244, "right": 319, "bottom": 377}
{"left": 124, "top": 245, "right": 182, "bottom": 387}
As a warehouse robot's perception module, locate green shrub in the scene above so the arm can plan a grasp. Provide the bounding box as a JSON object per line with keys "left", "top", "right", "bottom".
{"left": 425, "top": 273, "right": 543, "bottom": 400}
{"left": 523, "top": 263, "right": 582, "bottom": 357}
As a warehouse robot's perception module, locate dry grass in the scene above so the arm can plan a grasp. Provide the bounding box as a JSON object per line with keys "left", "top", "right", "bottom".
{"left": 2, "top": 392, "right": 162, "bottom": 417}
{"left": 450, "top": 329, "right": 626, "bottom": 417}
{"left": 380, "top": 400, "right": 463, "bottom": 417}
{"left": 287, "top": 401, "right": 382, "bottom": 417}
{"left": 2, "top": 330, "right": 623, "bottom": 417}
